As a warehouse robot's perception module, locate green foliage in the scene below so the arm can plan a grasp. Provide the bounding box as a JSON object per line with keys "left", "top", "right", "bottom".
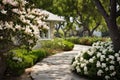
{"left": 66, "top": 37, "right": 110, "bottom": 46}
{"left": 79, "top": 37, "right": 101, "bottom": 46}
{"left": 31, "top": 0, "right": 108, "bottom": 37}
{"left": 62, "top": 40, "right": 74, "bottom": 51}
{"left": 83, "top": 52, "right": 91, "bottom": 60}
{"left": 66, "top": 37, "right": 80, "bottom": 44}
{"left": 6, "top": 48, "right": 50, "bottom": 76}
{"left": 40, "top": 38, "right": 74, "bottom": 51}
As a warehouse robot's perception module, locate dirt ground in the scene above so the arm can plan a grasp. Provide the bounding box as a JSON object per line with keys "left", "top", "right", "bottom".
{"left": 3, "top": 68, "right": 32, "bottom": 80}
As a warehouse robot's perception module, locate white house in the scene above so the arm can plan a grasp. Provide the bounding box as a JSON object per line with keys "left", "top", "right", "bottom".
{"left": 40, "top": 10, "right": 65, "bottom": 40}
{"left": 93, "top": 31, "right": 102, "bottom": 37}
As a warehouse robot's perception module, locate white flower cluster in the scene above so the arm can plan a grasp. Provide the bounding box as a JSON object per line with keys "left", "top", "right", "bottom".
{"left": 0, "top": 0, "right": 49, "bottom": 40}
{"left": 71, "top": 41, "right": 120, "bottom": 80}
{"left": 1, "top": 0, "right": 27, "bottom": 14}
{"left": 12, "top": 56, "right": 22, "bottom": 62}
{"left": 2, "top": 0, "right": 26, "bottom": 6}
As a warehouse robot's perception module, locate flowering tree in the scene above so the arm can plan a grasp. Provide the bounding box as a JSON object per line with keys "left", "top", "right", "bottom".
{"left": 0, "top": 0, "right": 48, "bottom": 53}
{"left": 0, "top": 0, "right": 49, "bottom": 78}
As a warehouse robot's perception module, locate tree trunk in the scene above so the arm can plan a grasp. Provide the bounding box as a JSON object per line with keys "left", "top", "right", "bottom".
{"left": 106, "top": 0, "right": 120, "bottom": 52}
{"left": 94, "top": 0, "right": 120, "bottom": 52}
{"left": 0, "top": 54, "right": 6, "bottom": 79}
{"left": 107, "top": 21, "right": 120, "bottom": 52}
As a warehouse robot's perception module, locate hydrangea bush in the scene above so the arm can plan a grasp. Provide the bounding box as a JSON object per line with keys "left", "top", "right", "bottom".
{"left": 71, "top": 41, "right": 120, "bottom": 80}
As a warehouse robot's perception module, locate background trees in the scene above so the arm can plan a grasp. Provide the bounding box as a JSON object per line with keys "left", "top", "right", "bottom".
{"left": 32, "top": 0, "right": 120, "bottom": 52}
{"left": 31, "top": 0, "right": 107, "bottom": 37}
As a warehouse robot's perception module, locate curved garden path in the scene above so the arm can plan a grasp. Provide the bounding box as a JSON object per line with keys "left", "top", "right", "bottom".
{"left": 30, "top": 45, "right": 91, "bottom": 80}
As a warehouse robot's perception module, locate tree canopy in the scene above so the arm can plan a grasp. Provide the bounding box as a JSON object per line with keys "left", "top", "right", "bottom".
{"left": 31, "top": 0, "right": 106, "bottom": 36}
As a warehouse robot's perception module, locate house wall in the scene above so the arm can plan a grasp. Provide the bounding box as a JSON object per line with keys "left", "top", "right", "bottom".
{"left": 49, "top": 22, "right": 55, "bottom": 39}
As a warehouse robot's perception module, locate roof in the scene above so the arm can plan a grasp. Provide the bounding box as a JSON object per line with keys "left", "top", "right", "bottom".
{"left": 42, "top": 10, "right": 65, "bottom": 22}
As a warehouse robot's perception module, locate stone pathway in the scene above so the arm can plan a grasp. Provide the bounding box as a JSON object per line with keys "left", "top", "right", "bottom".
{"left": 30, "top": 45, "right": 91, "bottom": 80}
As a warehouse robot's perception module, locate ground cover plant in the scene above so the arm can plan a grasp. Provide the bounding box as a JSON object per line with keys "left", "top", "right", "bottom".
{"left": 71, "top": 41, "right": 120, "bottom": 80}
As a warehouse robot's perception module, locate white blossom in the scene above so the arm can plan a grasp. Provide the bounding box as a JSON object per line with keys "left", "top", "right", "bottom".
{"left": 115, "top": 53, "right": 119, "bottom": 57}
{"left": 80, "top": 57, "right": 84, "bottom": 61}
{"left": 117, "top": 57, "right": 120, "bottom": 61}
{"left": 109, "top": 55, "right": 114, "bottom": 60}
{"left": 97, "top": 69, "right": 103, "bottom": 76}
{"left": 105, "top": 67, "right": 109, "bottom": 71}
{"left": 119, "top": 50, "right": 120, "bottom": 53}
{"left": 81, "top": 63, "right": 86, "bottom": 68}
{"left": 12, "top": 56, "right": 18, "bottom": 60}
{"left": 89, "top": 58, "right": 94, "bottom": 63}
{"left": 91, "top": 47, "right": 96, "bottom": 52}
{"left": 76, "top": 66, "right": 81, "bottom": 72}
{"left": 97, "top": 52, "right": 101, "bottom": 58}
{"left": 110, "top": 71, "right": 116, "bottom": 76}
{"left": 105, "top": 75, "right": 110, "bottom": 80}
{"left": 100, "top": 55, "right": 105, "bottom": 61}
{"left": 72, "top": 61, "right": 78, "bottom": 67}
{"left": 84, "top": 66, "right": 87, "bottom": 72}
{"left": 0, "top": 36, "right": 3, "bottom": 39}
{"left": 106, "top": 58, "right": 109, "bottom": 61}
{"left": 18, "top": 58, "right": 22, "bottom": 62}
{"left": 101, "top": 63, "right": 106, "bottom": 68}
{"left": 2, "top": 0, "right": 18, "bottom": 6}
{"left": 15, "top": 24, "right": 21, "bottom": 30}
{"left": 1, "top": 9, "right": 7, "bottom": 14}
{"left": 102, "top": 49, "right": 107, "bottom": 54}
{"left": 109, "top": 65, "right": 115, "bottom": 70}
{"left": 96, "top": 61, "right": 101, "bottom": 67}
{"left": 110, "top": 61, "right": 115, "bottom": 64}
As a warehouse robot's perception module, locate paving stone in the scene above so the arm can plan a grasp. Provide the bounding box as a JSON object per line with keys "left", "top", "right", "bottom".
{"left": 30, "top": 45, "right": 90, "bottom": 80}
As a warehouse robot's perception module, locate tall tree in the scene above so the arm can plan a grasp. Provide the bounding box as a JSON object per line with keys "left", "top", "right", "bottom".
{"left": 94, "top": 0, "right": 120, "bottom": 52}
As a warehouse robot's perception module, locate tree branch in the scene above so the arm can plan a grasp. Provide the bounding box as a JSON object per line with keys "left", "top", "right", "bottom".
{"left": 94, "top": 0, "right": 109, "bottom": 21}
{"left": 91, "top": 21, "right": 101, "bottom": 34}
{"left": 110, "top": 0, "right": 117, "bottom": 22}
{"left": 116, "top": 10, "right": 120, "bottom": 17}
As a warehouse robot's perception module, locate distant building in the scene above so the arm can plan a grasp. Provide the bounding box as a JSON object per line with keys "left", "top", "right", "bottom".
{"left": 93, "top": 31, "right": 102, "bottom": 37}
{"left": 40, "top": 10, "right": 65, "bottom": 40}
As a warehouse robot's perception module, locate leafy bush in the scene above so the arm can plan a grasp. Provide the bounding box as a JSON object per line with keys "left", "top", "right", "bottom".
{"left": 66, "top": 37, "right": 80, "bottom": 44}
{"left": 39, "top": 38, "right": 74, "bottom": 51}
{"left": 6, "top": 48, "right": 50, "bottom": 76}
{"left": 71, "top": 41, "right": 120, "bottom": 80}
{"left": 66, "top": 37, "right": 110, "bottom": 46}
{"left": 62, "top": 40, "right": 74, "bottom": 51}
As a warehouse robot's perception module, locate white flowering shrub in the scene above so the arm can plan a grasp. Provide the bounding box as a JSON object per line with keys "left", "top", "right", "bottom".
{"left": 71, "top": 41, "right": 120, "bottom": 80}
{"left": 0, "top": 0, "right": 48, "bottom": 53}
